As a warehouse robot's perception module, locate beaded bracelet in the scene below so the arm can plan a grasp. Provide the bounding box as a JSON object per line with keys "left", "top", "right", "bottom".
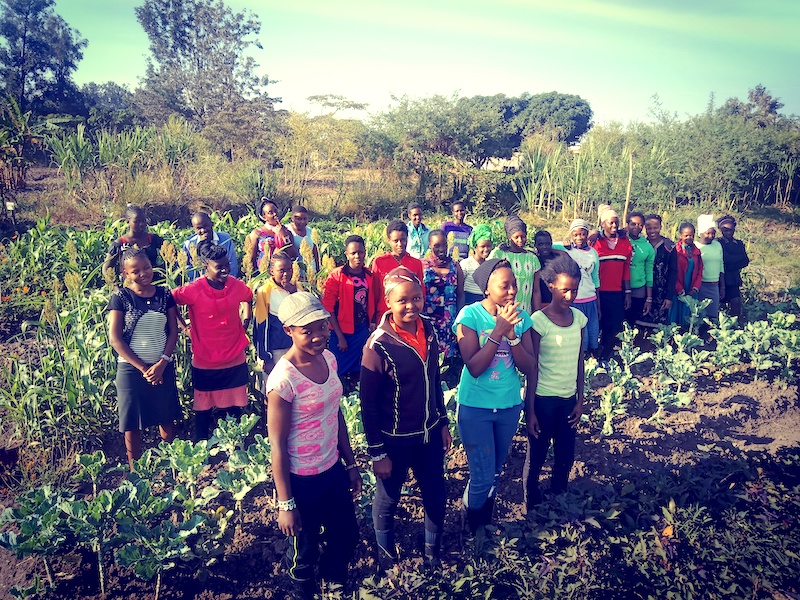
{"left": 277, "top": 497, "right": 297, "bottom": 511}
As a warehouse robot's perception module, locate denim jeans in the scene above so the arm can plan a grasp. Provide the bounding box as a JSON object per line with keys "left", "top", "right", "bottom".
{"left": 574, "top": 299, "right": 599, "bottom": 352}
{"left": 523, "top": 394, "right": 577, "bottom": 506}
{"left": 457, "top": 403, "right": 523, "bottom": 510}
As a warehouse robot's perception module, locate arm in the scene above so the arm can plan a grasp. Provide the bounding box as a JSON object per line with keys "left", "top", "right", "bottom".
{"left": 267, "top": 390, "right": 301, "bottom": 536}
{"left": 509, "top": 328, "right": 535, "bottom": 375}
{"left": 623, "top": 248, "right": 632, "bottom": 310}
{"left": 455, "top": 262, "right": 465, "bottom": 313}
{"left": 359, "top": 348, "right": 393, "bottom": 479}
{"left": 456, "top": 302, "right": 522, "bottom": 378}
{"left": 567, "top": 329, "right": 586, "bottom": 427}
{"left": 337, "top": 409, "right": 362, "bottom": 498}
{"left": 226, "top": 238, "right": 239, "bottom": 279}
{"left": 525, "top": 331, "right": 541, "bottom": 438}
{"left": 245, "top": 232, "right": 258, "bottom": 272}
{"left": 241, "top": 299, "right": 253, "bottom": 330}
{"left": 144, "top": 305, "right": 179, "bottom": 384}
{"left": 108, "top": 310, "right": 148, "bottom": 373}
{"left": 532, "top": 271, "right": 542, "bottom": 312}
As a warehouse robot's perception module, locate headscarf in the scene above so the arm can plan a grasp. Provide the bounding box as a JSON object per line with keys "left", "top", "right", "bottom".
{"left": 569, "top": 218, "right": 590, "bottom": 233}
{"left": 597, "top": 204, "right": 618, "bottom": 225}
{"left": 717, "top": 215, "right": 737, "bottom": 228}
{"left": 472, "top": 258, "right": 511, "bottom": 294}
{"left": 697, "top": 214, "right": 717, "bottom": 233}
{"left": 503, "top": 215, "right": 527, "bottom": 238}
{"left": 383, "top": 266, "right": 421, "bottom": 298}
{"left": 468, "top": 224, "right": 494, "bottom": 248}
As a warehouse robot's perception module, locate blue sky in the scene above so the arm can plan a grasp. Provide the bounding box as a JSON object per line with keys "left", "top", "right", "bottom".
{"left": 55, "top": 0, "right": 799, "bottom": 124}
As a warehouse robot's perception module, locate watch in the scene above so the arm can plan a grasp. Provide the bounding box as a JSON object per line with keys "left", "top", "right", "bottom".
{"left": 507, "top": 336, "right": 522, "bottom": 347}
{"left": 160, "top": 353, "right": 174, "bottom": 363}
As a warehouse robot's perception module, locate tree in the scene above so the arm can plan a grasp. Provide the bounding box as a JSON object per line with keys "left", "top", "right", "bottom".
{"left": 135, "top": 0, "right": 271, "bottom": 128}
{"left": 514, "top": 91, "right": 593, "bottom": 144}
{"left": 0, "top": 0, "right": 86, "bottom": 115}
{"left": 82, "top": 82, "right": 138, "bottom": 130}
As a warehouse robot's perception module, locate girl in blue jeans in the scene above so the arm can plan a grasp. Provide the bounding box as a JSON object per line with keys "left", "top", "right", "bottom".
{"left": 454, "top": 258, "right": 535, "bottom": 544}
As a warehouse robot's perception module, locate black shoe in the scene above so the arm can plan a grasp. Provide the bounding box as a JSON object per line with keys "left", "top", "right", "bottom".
{"left": 290, "top": 577, "right": 319, "bottom": 600}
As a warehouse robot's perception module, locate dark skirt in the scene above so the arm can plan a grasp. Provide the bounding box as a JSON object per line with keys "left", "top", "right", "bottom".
{"left": 330, "top": 321, "right": 371, "bottom": 376}
{"left": 192, "top": 359, "right": 250, "bottom": 410}
{"left": 116, "top": 361, "right": 182, "bottom": 433}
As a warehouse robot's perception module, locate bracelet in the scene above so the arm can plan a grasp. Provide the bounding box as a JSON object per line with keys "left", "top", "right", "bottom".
{"left": 645, "top": 298, "right": 653, "bottom": 302}
{"left": 507, "top": 336, "right": 521, "bottom": 347}
{"left": 160, "top": 353, "right": 174, "bottom": 363}
{"left": 486, "top": 336, "right": 501, "bottom": 346}
{"left": 345, "top": 463, "right": 359, "bottom": 471}
{"left": 277, "top": 497, "right": 297, "bottom": 511}
{"left": 370, "top": 453, "right": 388, "bottom": 462}
{"left": 624, "top": 290, "right": 632, "bottom": 294}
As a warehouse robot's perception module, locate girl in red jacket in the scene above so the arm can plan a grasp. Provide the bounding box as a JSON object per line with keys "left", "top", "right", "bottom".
{"left": 173, "top": 241, "right": 254, "bottom": 440}
{"left": 322, "top": 235, "right": 376, "bottom": 393}
{"left": 670, "top": 222, "right": 704, "bottom": 328}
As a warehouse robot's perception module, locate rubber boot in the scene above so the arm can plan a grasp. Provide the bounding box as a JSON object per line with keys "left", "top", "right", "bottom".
{"left": 375, "top": 528, "right": 397, "bottom": 575}
{"left": 290, "top": 577, "right": 319, "bottom": 600}
{"left": 423, "top": 528, "right": 442, "bottom": 572}
{"left": 482, "top": 494, "right": 496, "bottom": 527}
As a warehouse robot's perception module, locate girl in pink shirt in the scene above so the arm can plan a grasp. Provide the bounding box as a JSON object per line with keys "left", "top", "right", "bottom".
{"left": 172, "top": 242, "right": 253, "bottom": 440}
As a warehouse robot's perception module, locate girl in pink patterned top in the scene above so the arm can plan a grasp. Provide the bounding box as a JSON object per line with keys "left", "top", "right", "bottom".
{"left": 266, "top": 292, "right": 361, "bottom": 599}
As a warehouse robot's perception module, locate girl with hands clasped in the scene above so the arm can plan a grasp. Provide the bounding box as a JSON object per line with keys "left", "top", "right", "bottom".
{"left": 360, "top": 267, "right": 451, "bottom": 572}
{"left": 108, "top": 249, "right": 181, "bottom": 470}
{"left": 266, "top": 292, "right": 361, "bottom": 600}
{"left": 454, "top": 258, "right": 535, "bottom": 548}
{"left": 523, "top": 254, "right": 587, "bottom": 511}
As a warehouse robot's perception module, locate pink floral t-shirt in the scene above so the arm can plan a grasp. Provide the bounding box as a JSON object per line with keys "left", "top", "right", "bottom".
{"left": 265, "top": 350, "right": 342, "bottom": 475}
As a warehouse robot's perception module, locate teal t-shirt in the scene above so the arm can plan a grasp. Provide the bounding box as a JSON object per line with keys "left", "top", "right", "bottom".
{"left": 532, "top": 307, "right": 587, "bottom": 398}
{"left": 453, "top": 302, "right": 533, "bottom": 409}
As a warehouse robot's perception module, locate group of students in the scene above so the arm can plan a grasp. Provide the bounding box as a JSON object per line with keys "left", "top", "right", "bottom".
{"left": 104, "top": 199, "right": 748, "bottom": 599}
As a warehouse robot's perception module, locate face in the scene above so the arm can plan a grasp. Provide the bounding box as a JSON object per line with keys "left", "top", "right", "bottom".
{"left": 345, "top": 241, "right": 366, "bottom": 270}
{"left": 429, "top": 234, "right": 448, "bottom": 260}
{"left": 128, "top": 212, "right": 147, "bottom": 236}
{"left": 205, "top": 257, "right": 231, "bottom": 284}
{"left": 291, "top": 211, "right": 308, "bottom": 230}
{"left": 387, "top": 230, "right": 408, "bottom": 257}
{"left": 261, "top": 202, "right": 280, "bottom": 225}
{"left": 269, "top": 259, "right": 293, "bottom": 287}
{"left": 679, "top": 227, "right": 695, "bottom": 247}
{"left": 602, "top": 217, "right": 619, "bottom": 237}
{"left": 123, "top": 256, "right": 153, "bottom": 288}
{"left": 485, "top": 266, "right": 517, "bottom": 306}
{"left": 287, "top": 318, "right": 330, "bottom": 356}
{"left": 720, "top": 225, "right": 735, "bottom": 241}
{"left": 509, "top": 231, "right": 527, "bottom": 250}
{"left": 700, "top": 228, "right": 716, "bottom": 243}
{"left": 387, "top": 280, "right": 423, "bottom": 328}
{"left": 192, "top": 214, "right": 214, "bottom": 241}
{"left": 452, "top": 204, "right": 466, "bottom": 224}
{"left": 571, "top": 228, "right": 588, "bottom": 249}
{"left": 534, "top": 235, "right": 553, "bottom": 258}
{"left": 474, "top": 239, "right": 493, "bottom": 260}
{"left": 645, "top": 218, "right": 662, "bottom": 242}
{"left": 548, "top": 274, "right": 580, "bottom": 308}
{"left": 409, "top": 208, "right": 423, "bottom": 226}
{"left": 627, "top": 216, "right": 644, "bottom": 239}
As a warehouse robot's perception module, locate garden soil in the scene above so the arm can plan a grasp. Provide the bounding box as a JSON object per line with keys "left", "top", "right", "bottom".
{"left": 1, "top": 367, "right": 799, "bottom": 599}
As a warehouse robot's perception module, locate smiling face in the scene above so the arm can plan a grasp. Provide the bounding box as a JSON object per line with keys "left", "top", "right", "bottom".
{"left": 345, "top": 241, "right": 365, "bottom": 271}
{"left": 474, "top": 239, "right": 493, "bottom": 261}
{"left": 452, "top": 203, "right": 466, "bottom": 225}
{"left": 291, "top": 210, "right": 308, "bottom": 232}
{"left": 122, "top": 255, "right": 153, "bottom": 289}
{"left": 700, "top": 228, "right": 716, "bottom": 244}
{"left": 260, "top": 202, "right": 280, "bottom": 226}
{"left": 627, "top": 216, "right": 644, "bottom": 239}
{"left": 408, "top": 207, "right": 423, "bottom": 226}
{"left": 485, "top": 266, "right": 517, "bottom": 307}
{"left": 191, "top": 214, "right": 214, "bottom": 241}
{"left": 548, "top": 273, "right": 580, "bottom": 310}
{"left": 269, "top": 258, "right": 293, "bottom": 288}
{"left": 645, "top": 218, "right": 662, "bottom": 242}
{"left": 128, "top": 211, "right": 147, "bottom": 237}
{"left": 509, "top": 231, "right": 527, "bottom": 251}
{"left": 429, "top": 233, "right": 448, "bottom": 260}
{"left": 570, "top": 228, "right": 589, "bottom": 249}
{"left": 286, "top": 318, "right": 330, "bottom": 356}
{"left": 534, "top": 234, "right": 553, "bottom": 258}
{"left": 720, "top": 224, "right": 735, "bottom": 241}
{"left": 387, "top": 230, "right": 408, "bottom": 257}
{"left": 602, "top": 217, "right": 619, "bottom": 238}
{"left": 387, "top": 280, "right": 423, "bottom": 332}
{"left": 205, "top": 256, "right": 231, "bottom": 285}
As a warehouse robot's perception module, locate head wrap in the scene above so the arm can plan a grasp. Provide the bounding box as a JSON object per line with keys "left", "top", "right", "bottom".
{"left": 717, "top": 215, "right": 737, "bottom": 229}
{"left": 597, "top": 204, "right": 618, "bottom": 225}
{"left": 468, "top": 224, "right": 494, "bottom": 248}
{"left": 697, "top": 214, "right": 717, "bottom": 233}
{"left": 569, "top": 218, "right": 590, "bottom": 233}
{"left": 383, "top": 266, "right": 421, "bottom": 298}
{"left": 504, "top": 215, "right": 527, "bottom": 238}
{"left": 472, "top": 258, "right": 511, "bottom": 294}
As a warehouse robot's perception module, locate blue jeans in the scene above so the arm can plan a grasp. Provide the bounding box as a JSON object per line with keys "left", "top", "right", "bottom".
{"left": 457, "top": 403, "right": 522, "bottom": 510}
{"left": 574, "top": 299, "right": 599, "bottom": 352}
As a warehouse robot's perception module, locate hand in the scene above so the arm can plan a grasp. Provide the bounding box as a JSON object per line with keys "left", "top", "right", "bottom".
{"left": 623, "top": 294, "right": 632, "bottom": 310}
{"left": 494, "top": 301, "right": 522, "bottom": 338}
{"left": 441, "top": 426, "right": 453, "bottom": 453}
{"left": 660, "top": 298, "right": 673, "bottom": 312}
{"left": 527, "top": 412, "right": 540, "bottom": 439}
{"left": 348, "top": 468, "right": 362, "bottom": 499}
{"left": 278, "top": 508, "right": 302, "bottom": 536}
{"left": 337, "top": 337, "right": 349, "bottom": 352}
{"left": 567, "top": 402, "right": 583, "bottom": 428}
{"left": 262, "top": 359, "right": 275, "bottom": 374}
{"left": 373, "top": 457, "right": 392, "bottom": 480}
{"left": 180, "top": 324, "right": 191, "bottom": 335}
{"left": 643, "top": 299, "right": 652, "bottom": 316}
{"left": 144, "top": 361, "right": 166, "bottom": 385}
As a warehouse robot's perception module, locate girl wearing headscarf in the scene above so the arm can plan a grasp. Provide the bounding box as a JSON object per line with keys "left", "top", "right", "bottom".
{"left": 592, "top": 204, "right": 632, "bottom": 361}
{"left": 460, "top": 224, "right": 494, "bottom": 304}
{"left": 489, "top": 215, "right": 542, "bottom": 314}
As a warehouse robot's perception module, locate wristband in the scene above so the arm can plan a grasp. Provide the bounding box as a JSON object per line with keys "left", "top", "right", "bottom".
{"left": 370, "top": 453, "right": 388, "bottom": 462}
{"left": 345, "top": 463, "right": 359, "bottom": 471}
{"left": 507, "top": 336, "right": 521, "bottom": 347}
{"left": 645, "top": 298, "right": 652, "bottom": 302}
{"left": 277, "top": 497, "right": 297, "bottom": 511}
{"left": 160, "top": 353, "right": 174, "bottom": 363}
{"left": 624, "top": 290, "right": 632, "bottom": 294}
{"left": 486, "top": 336, "right": 501, "bottom": 346}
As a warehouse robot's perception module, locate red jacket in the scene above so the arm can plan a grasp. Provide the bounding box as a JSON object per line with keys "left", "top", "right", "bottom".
{"left": 674, "top": 244, "right": 704, "bottom": 295}
{"left": 321, "top": 266, "right": 376, "bottom": 334}
{"left": 593, "top": 236, "right": 632, "bottom": 292}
